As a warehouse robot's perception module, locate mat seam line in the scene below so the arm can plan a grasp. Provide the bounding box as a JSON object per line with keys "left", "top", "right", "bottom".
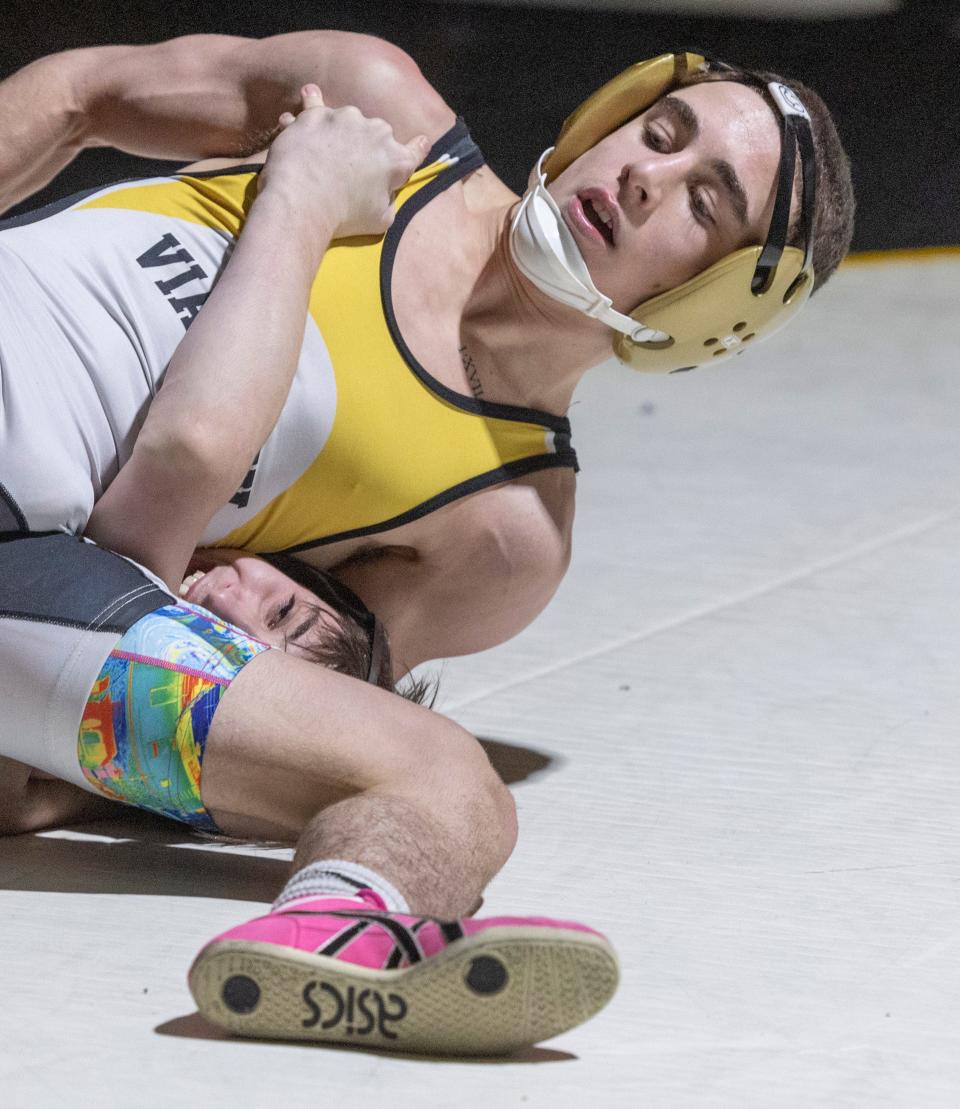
{"left": 441, "top": 507, "right": 959, "bottom": 714}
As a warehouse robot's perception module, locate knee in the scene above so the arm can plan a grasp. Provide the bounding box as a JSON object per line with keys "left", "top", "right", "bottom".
{"left": 482, "top": 758, "right": 518, "bottom": 869}
{"left": 414, "top": 718, "right": 518, "bottom": 871}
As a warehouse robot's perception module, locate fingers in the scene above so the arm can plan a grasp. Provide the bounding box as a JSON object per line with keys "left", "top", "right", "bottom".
{"left": 277, "top": 83, "right": 326, "bottom": 130}
{"left": 388, "top": 134, "right": 431, "bottom": 190}
{"left": 406, "top": 133, "right": 431, "bottom": 173}
{"left": 407, "top": 134, "right": 431, "bottom": 164}
{"left": 263, "top": 97, "right": 430, "bottom": 238}
{"left": 299, "top": 83, "right": 325, "bottom": 109}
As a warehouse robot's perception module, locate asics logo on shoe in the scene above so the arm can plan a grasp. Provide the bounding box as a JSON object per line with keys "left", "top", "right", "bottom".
{"left": 302, "top": 981, "right": 408, "bottom": 1039}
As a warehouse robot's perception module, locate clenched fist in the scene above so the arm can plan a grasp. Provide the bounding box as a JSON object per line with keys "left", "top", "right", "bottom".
{"left": 257, "top": 84, "right": 430, "bottom": 241}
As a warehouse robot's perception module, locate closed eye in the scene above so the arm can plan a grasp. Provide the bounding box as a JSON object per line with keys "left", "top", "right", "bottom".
{"left": 643, "top": 125, "right": 671, "bottom": 153}
{"left": 689, "top": 185, "right": 715, "bottom": 226}
{"left": 270, "top": 594, "right": 296, "bottom": 628}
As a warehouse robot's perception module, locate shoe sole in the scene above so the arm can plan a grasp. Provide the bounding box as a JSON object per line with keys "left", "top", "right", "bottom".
{"left": 189, "top": 925, "right": 619, "bottom": 1055}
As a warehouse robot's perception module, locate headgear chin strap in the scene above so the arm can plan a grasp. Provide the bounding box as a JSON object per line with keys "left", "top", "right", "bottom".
{"left": 508, "top": 52, "right": 818, "bottom": 374}
{"left": 509, "top": 150, "right": 669, "bottom": 344}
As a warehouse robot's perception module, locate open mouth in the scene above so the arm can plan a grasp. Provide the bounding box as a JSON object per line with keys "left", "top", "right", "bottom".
{"left": 179, "top": 569, "right": 207, "bottom": 600}
{"left": 582, "top": 197, "right": 615, "bottom": 245}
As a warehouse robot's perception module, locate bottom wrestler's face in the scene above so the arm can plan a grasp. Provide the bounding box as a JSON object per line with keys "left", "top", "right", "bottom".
{"left": 547, "top": 80, "right": 785, "bottom": 313}
{"left": 180, "top": 550, "right": 342, "bottom": 659}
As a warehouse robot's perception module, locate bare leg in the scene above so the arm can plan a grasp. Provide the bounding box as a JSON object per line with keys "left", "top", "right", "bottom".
{"left": 201, "top": 650, "right": 517, "bottom": 917}
{"left": 191, "top": 650, "right": 616, "bottom": 1054}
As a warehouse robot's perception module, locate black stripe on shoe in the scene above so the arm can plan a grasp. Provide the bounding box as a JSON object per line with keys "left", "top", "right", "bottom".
{"left": 384, "top": 920, "right": 431, "bottom": 970}
{"left": 321, "top": 910, "right": 423, "bottom": 965}
{"left": 440, "top": 921, "right": 466, "bottom": 944}
{"left": 384, "top": 945, "right": 405, "bottom": 970}
{"left": 316, "top": 921, "right": 371, "bottom": 958}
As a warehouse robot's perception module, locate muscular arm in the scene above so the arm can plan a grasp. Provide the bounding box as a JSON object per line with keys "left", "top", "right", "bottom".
{"left": 0, "top": 32, "right": 454, "bottom": 214}
{"left": 336, "top": 471, "right": 576, "bottom": 673}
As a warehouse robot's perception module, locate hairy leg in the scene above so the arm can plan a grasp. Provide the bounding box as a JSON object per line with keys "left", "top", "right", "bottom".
{"left": 201, "top": 650, "right": 517, "bottom": 917}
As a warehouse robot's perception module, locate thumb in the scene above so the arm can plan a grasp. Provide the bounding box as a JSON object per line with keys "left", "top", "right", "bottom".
{"left": 406, "top": 133, "right": 431, "bottom": 167}
{"left": 300, "top": 83, "right": 325, "bottom": 109}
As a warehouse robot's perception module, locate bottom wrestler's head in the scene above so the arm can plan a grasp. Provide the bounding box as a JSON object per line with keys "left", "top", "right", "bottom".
{"left": 179, "top": 549, "right": 429, "bottom": 702}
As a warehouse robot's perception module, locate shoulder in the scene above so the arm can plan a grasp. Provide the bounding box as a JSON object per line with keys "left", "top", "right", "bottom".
{"left": 473, "top": 466, "right": 576, "bottom": 569}
{"left": 182, "top": 32, "right": 458, "bottom": 175}
{"left": 241, "top": 31, "right": 457, "bottom": 146}
{"left": 413, "top": 470, "right": 577, "bottom": 657}
{"left": 430, "top": 467, "right": 576, "bottom": 584}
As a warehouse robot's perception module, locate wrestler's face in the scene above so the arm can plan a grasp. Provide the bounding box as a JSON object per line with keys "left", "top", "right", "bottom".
{"left": 180, "top": 550, "right": 342, "bottom": 659}
{"left": 548, "top": 80, "right": 785, "bottom": 312}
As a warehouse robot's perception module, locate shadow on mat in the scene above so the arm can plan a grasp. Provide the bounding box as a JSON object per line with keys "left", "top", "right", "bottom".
{"left": 477, "top": 737, "right": 560, "bottom": 785}
{"left": 0, "top": 809, "right": 289, "bottom": 901}
{"left": 156, "top": 1012, "right": 576, "bottom": 1063}
{"left": 0, "top": 737, "right": 556, "bottom": 901}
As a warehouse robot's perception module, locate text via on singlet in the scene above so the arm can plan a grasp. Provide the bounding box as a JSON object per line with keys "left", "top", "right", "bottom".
{"left": 136, "top": 232, "right": 210, "bottom": 330}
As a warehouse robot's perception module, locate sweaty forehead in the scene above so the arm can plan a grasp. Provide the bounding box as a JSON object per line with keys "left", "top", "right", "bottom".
{"left": 665, "top": 81, "right": 781, "bottom": 158}
{"left": 662, "top": 81, "right": 784, "bottom": 231}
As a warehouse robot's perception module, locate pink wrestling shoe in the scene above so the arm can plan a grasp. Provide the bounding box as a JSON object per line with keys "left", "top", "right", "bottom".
{"left": 188, "top": 890, "right": 619, "bottom": 1054}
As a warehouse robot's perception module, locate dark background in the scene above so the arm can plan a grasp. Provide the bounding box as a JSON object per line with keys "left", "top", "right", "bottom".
{"left": 2, "top": 0, "right": 955, "bottom": 251}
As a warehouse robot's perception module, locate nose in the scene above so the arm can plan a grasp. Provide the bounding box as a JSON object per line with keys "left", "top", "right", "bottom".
{"left": 619, "top": 150, "right": 688, "bottom": 216}
{"left": 201, "top": 565, "right": 252, "bottom": 621}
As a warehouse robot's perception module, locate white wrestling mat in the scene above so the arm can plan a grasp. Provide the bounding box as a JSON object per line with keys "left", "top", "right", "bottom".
{"left": 2, "top": 253, "right": 959, "bottom": 1107}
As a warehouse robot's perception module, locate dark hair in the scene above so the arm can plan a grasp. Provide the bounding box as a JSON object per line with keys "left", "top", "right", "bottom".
{"left": 291, "top": 600, "right": 437, "bottom": 707}
{"left": 258, "top": 552, "right": 437, "bottom": 707}
{"left": 681, "top": 66, "right": 855, "bottom": 293}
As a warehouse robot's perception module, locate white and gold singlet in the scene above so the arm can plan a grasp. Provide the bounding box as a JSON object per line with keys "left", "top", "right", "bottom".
{"left": 0, "top": 120, "right": 577, "bottom": 549}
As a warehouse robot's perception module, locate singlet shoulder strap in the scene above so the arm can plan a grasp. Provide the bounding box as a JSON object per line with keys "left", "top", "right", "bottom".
{"left": 381, "top": 119, "right": 575, "bottom": 447}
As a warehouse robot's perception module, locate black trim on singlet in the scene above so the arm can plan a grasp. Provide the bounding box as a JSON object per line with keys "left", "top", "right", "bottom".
{"left": 379, "top": 118, "right": 577, "bottom": 439}
{"left": 0, "top": 481, "right": 28, "bottom": 534}
{"left": 274, "top": 121, "right": 578, "bottom": 557}
{"left": 0, "top": 533, "right": 169, "bottom": 634}
{"left": 0, "top": 162, "right": 264, "bottom": 232}
{"left": 0, "top": 183, "right": 111, "bottom": 230}
{"left": 275, "top": 451, "right": 576, "bottom": 555}
{"left": 176, "top": 162, "right": 264, "bottom": 180}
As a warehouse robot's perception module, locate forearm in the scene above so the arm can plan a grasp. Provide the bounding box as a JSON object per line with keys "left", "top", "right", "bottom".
{"left": 15, "top": 780, "right": 115, "bottom": 834}
{"left": 0, "top": 51, "right": 89, "bottom": 214}
{"left": 76, "top": 32, "right": 448, "bottom": 152}
{"left": 140, "top": 189, "right": 330, "bottom": 487}
{"left": 86, "top": 90, "right": 422, "bottom": 589}
{"left": 86, "top": 188, "right": 330, "bottom": 583}
{"left": 0, "top": 36, "right": 286, "bottom": 213}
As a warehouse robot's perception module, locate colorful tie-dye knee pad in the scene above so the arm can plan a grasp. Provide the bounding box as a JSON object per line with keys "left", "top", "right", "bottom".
{"left": 78, "top": 602, "right": 270, "bottom": 831}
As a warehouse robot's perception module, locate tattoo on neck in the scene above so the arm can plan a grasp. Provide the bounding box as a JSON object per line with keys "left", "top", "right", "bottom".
{"left": 459, "top": 345, "right": 484, "bottom": 399}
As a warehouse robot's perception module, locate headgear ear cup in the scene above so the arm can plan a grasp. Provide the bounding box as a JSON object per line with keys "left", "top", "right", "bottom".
{"left": 513, "top": 51, "right": 817, "bottom": 373}
{"left": 615, "top": 247, "right": 810, "bottom": 373}
{"left": 544, "top": 53, "right": 704, "bottom": 178}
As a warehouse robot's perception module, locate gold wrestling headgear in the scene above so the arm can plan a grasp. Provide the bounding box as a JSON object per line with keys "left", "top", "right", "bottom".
{"left": 509, "top": 51, "right": 817, "bottom": 373}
